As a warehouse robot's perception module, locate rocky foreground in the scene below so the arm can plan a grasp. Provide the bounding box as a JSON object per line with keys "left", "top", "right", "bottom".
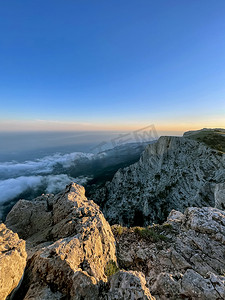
{"left": 1, "top": 182, "right": 225, "bottom": 299}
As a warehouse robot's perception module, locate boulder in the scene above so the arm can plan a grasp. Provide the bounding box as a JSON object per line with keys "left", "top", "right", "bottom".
{"left": 0, "top": 223, "right": 27, "bottom": 300}
{"left": 6, "top": 183, "right": 117, "bottom": 299}
{"left": 106, "top": 270, "right": 155, "bottom": 300}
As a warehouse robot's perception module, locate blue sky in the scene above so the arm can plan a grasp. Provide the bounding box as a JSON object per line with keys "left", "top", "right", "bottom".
{"left": 0, "top": 0, "right": 225, "bottom": 132}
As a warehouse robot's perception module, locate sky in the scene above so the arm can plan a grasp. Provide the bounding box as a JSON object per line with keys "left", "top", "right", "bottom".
{"left": 0, "top": 0, "right": 225, "bottom": 133}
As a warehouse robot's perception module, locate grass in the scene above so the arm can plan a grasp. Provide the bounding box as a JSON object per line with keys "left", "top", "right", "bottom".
{"left": 134, "top": 226, "right": 169, "bottom": 242}
{"left": 185, "top": 130, "right": 225, "bottom": 153}
{"left": 116, "top": 225, "right": 124, "bottom": 236}
{"left": 105, "top": 260, "right": 119, "bottom": 277}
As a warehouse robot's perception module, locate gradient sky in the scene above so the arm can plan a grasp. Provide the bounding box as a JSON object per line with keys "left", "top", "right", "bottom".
{"left": 0, "top": 0, "right": 225, "bottom": 133}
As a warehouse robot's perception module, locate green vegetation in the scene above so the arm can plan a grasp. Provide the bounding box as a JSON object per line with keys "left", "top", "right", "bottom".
{"left": 185, "top": 129, "right": 225, "bottom": 153}
{"left": 116, "top": 225, "right": 124, "bottom": 236}
{"left": 105, "top": 260, "right": 119, "bottom": 277}
{"left": 134, "top": 226, "right": 169, "bottom": 242}
{"left": 162, "top": 222, "right": 173, "bottom": 230}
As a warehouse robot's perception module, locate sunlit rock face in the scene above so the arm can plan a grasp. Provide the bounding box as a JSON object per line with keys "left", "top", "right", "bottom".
{"left": 0, "top": 223, "right": 27, "bottom": 300}
{"left": 93, "top": 136, "right": 225, "bottom": 226}
{"left": 6, "top": 183, "right": 117, "bottom": 299}
{"left": 113, "top": 206, "right": 225, "bottom": 300}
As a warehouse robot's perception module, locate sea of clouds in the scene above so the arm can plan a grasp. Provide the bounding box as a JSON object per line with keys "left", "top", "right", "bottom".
{"left": 0, "top": 151, "right": 94, "bottom": 215}
{"left": 0, "top": 152, "right": 94, "bottom": 179}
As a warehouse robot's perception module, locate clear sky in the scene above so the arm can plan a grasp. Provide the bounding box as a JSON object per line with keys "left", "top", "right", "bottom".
{"left": 0, "top": 0, "right": 225, "bottom": 133}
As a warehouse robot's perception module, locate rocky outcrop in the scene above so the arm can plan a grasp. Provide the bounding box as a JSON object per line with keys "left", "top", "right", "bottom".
{"left": 0, "top": 223, "right": 27, "bottom": 300}
{"left": 5, "top": 182, "right": 158, "bottom": 299}
{"left": 6, "top": 183, "right": 117, "bottom": 299}
{"left": 112, "top": 206, "right": 225, "bottom": 299}
{"left": 93, "top": 136, "right": 225, "bottom": 226}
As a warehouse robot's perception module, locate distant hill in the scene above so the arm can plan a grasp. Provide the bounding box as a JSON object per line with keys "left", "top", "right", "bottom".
{"left": 183, "top": 128, "right": 225, "bottom": 152}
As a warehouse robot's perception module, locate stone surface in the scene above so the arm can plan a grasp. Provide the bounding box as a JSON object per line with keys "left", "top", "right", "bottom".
{"left": 112, "top": 207, "right": 225, "bottom": 299}
{"left": 106, "top": 270, "right": 155, "bottom": 300}
{"left": 215, "top": 182, "right": 225, "bottom": 210}
{"left": 0, "top": 223, "right": 27, "bottom": 300}
{"left": 93, "top": 136, "right": 225, "bottom": 226}
{"left": 6, "top": 183, "right": 117, "bottom": 299}
{"left": 23, "top": 283, "right": 63, "bottom": 300}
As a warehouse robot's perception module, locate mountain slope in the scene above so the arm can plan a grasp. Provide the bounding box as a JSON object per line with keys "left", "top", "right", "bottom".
{"left": 93, "top": 136, "right": 225, "bottom": 226}
{"left": 184, "top": 128, "right": 225, "bottom": 152}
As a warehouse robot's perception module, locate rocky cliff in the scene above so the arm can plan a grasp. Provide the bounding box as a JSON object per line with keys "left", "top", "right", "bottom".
{"left": 93, "top": 136, "right": 225, "bottom": 226}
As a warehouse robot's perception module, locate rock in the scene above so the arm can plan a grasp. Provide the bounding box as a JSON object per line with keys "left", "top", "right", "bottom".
{"left": 167, "top": 210, "right": 184, "bottom": 222}
{"left": 181, "top": 269, "right": 224, "bottom": 300}
{"left": 6, "top": 183, "right": 117, "bottom": 299}
{"left": 113, "top": 207, "right": 225, "bottom": 299}
{"left": 23, "top": 283, "right": 63, "bottom": 300}
{"left": 151, "top": 272, "right": 182, "bottom": 300}
{"left": 5, "top": 194, "right": 54, "bottom": 241}
{"left": 215, "top": 183, "right": 225, "bottom": 210}
{"left": 0, "top": 223, "right": 27, "bottom": 300}
{"left": 106, "top": 270, "right": 155, "bottom": 300}
{"left": 93, "top": 136, "right": 225, "bottom": 226}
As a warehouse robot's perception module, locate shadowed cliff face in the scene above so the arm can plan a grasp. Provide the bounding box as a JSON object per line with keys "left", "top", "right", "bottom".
{"left": 93, "top": 136, "right": 225, "bottom": 226}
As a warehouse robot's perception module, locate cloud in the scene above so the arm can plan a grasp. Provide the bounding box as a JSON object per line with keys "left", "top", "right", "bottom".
{"left": 0, "top": 150, "right": 97, "bottom": 218}
{"left": 0, "top": 152, "right": 94, "bottom": 179}
{"left": 0, "top": 176, "right": 43, "bottom": 203}
{"left": 0, "top": 174, "right": 83, "bottom": 220}
{"left": 45, "top": 174, "right": 92, "bottom": 194}
{"left": 0, "top": 173, "right": 92, "bottom": 213}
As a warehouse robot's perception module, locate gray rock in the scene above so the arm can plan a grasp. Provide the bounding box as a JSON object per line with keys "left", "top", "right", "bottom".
{"left": 113, "top": 206, "right": 225, "bottom": 299}
{"left": 106, "top": 270, "right": 155, "bottom": 300}
{"left": 215, "top": 182, "right": 225, "bottom": 210}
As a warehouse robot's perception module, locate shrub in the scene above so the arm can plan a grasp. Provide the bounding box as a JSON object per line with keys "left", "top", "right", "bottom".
{"left": 134, "top": 226, "right": 169, "bottom": 242}
{"left": 162, "top": 223, "right": 173, "bottom": 230}
{"left": 116, "top": 225, "right": 124, "bottom": 236}
{"left": 105, "top": 260, "right": 119, "bottom": 277}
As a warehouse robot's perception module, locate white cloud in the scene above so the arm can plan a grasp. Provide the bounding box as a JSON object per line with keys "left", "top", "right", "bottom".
{"left": 0, "top": 152, "right": 94, "bottom": 179}
{"left": 45, "top": 174, "right": 78, "bottom": 194}
{"left": 0, "top": 173, "right": 92, "bottom": 208}
{"left": 0, "top": 176, "right": 43, "bottom": 203}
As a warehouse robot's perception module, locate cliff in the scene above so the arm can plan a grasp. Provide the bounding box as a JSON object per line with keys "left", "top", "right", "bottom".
{"left": 93, "top": 136, "right": 225, "bottom": 226}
